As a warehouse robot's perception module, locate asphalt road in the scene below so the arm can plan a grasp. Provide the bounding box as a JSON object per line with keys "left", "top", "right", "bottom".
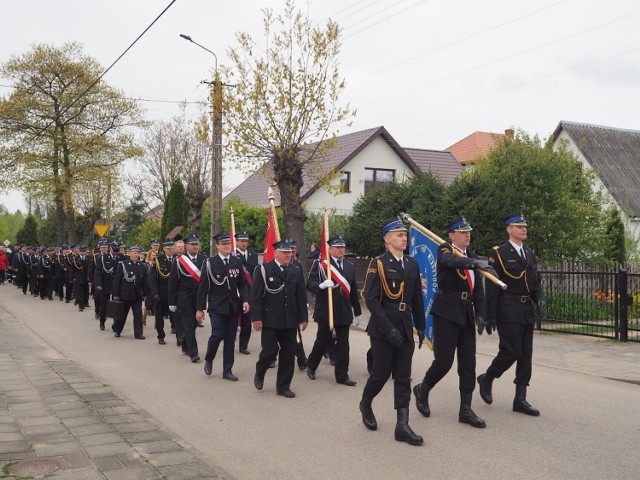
{"left": 2, "top": 288, "right": 639, "bottom": 480}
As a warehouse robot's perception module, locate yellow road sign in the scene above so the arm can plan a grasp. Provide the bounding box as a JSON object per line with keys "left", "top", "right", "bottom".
{"left": 3, "top": 239, "right": 10, "bottom": 246}
{"left": 94, "top": 224, "right": 109, "bottom": 237}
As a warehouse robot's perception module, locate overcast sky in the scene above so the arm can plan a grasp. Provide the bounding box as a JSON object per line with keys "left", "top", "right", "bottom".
{"left": 2, "top": 0, "right": 639, "bottom": 213}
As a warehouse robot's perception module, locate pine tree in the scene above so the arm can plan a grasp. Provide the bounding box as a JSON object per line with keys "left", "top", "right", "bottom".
{"left": 16, "top": 214, "right": 38, "bottom": 245}
{"left": 162, "top": 179, "right": 189, "bottom": 239}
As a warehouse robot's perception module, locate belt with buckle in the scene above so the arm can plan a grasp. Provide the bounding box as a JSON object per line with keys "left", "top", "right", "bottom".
{"left": 382, "top": 302, "right": 408, "bottom": 312}
{"left": 440, "top": 290, "right": 471, "bottom": 301}
{"left": 504, "top": 293, "right": 531, "bottom": 303}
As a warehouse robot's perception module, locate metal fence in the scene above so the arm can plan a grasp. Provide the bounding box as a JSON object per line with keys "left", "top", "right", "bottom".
{"left": 538, "top": 264, "right": 640, "bottom": 343}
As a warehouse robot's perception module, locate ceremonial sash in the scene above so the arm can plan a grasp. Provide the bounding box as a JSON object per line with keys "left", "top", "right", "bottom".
{"left": 178, "top": 255, "right": 201, "bottom": 283}
{"left": 242, "top": 264, "right": 253, "bottom": 286}
{"left": 320, "top": 260, "right": 350, "bottom": 298}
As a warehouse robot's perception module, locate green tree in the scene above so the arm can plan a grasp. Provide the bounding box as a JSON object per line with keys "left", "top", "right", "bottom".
{"left": 348, "top": 172, "right": 448, "bottom": 257}
{"left": 603, "top": 208, "right": 626, "bottom": 264}
{"left": 201, "top": 196, "right": 283, "bottom": 255}
{"left": 303, "top": 210, "right": 352, "bottom": 255}
{"left": 223, "top": 0, "right": 355, "bottom": 255}
{"left": 0, "top": 210, "right": 26, "bottom": 245}
{"left": 119, "top": 193, "right": 147, "bottom": 244}
{"left": 162, "top": 179, "right": 189, "bottom": 239}
{"left": 16, "top": 214, "right": 38, "bottom": 245}
{"left": 0, "top": 42, "right": 143, "bottom": 243}
{"left": 473, "top": 133, "right": 606, "bottom": 262}
{"left": 127, "top": 218, "right": 162, "bottom": 249}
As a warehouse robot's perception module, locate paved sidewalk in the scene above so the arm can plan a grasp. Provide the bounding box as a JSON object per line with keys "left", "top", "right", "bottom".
{"left": 0, "top": 303, "right": 231, "bottom": 480}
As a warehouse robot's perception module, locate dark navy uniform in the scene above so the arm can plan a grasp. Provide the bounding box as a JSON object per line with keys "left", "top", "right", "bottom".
{"left": 94, "top": 246, "right": 121, "bottom": 329}
{"left": 69, "top": 251, "right": 90, "bottom": 310}
{"left": 306, "top": 237, "right": 362, "bottom": 384}
{"left": 168, "top": 244, "right": 207, "bottom": 361}
{"left": 53, "top": 250, "right": 66, "bottom": 301}
{"left": 251, "top": 246, "right": 308, "bottom": 396}
{"left": 35, "top": 252, "right": 55, "bottom": 300}
{"left": 479, "top": 213, "right": 546, "bottom": 416}
{"left": 112, "top": 256, "right": 150, "bottom": 338}
{"left": 149, "top": 250, "right": 176, "bottom": 342}
{"left": 412, "top": 216, "right": 491, "bottom": 429}
{"left": 196, "top": 245, "right": 249, "bottom": 378}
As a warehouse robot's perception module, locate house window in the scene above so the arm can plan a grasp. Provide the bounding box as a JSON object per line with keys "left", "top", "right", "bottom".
{"left": 339, "top": 171, "right": 351, "bottom": 193}
{"left": 364, "top": 168, "right": 395, "bottom": 194}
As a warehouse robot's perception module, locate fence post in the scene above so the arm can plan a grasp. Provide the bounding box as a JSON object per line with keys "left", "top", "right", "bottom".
{"left": 618, "top": 268, "right": 628, "bottom": 342}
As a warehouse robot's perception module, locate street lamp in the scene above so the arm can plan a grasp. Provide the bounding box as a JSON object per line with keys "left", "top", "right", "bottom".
{"left": 179, "top": 33, "right": 222, "bottom": 256}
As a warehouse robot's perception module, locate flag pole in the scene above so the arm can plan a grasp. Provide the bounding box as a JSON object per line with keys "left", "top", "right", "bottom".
{"left": 398, "top": 212, "right": 507, "bottom": 290}
{"left": 324, "top": 209, "right": 335, "bottom": 331}
{"left": 229, "top": 208, "right": 237, "bottom": 254}
{"left": 268, "top": 187, "right": 280, "bottom": 241}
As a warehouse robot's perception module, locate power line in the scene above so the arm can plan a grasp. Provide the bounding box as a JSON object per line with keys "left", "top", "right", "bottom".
{"left": 358, "top": 8, "right": 640, "bottom": 108}
{"left": 343, "top": 0, "right": 428, "bottom": 40}
{"left": 6, "top": 0, "right": 179, "bottom": 152}
{"left": 351, "top": 0, "right": 567, "bottom": 82}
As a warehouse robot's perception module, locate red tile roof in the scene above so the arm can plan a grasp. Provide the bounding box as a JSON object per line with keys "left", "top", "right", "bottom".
{"left": 446, "top": 131, "right": 506, "bottom": 165}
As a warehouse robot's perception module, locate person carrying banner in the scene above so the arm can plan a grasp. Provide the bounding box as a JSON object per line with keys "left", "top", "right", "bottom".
{"left": 360, "top": 220, "right": 426, "bottom": 446}
{"left": 251, "top": 240, "right": 308, "bottom": 398}
{"left": 234, "top": 231, "right": 258, "bottom": 354}
{"left": 168, "top": 234, "right": 207, "bottom": 363}
{"left": 306, "top": 235, "right": 362, "bottom": 386}
{"left": 413, "top": 217, "right": 496, "bottom": 429}
{"left": 477, "top": 213, "right": 546, "bottom": 416}
{"left": 196, "top": 232, "right": 250, "bottom": 381}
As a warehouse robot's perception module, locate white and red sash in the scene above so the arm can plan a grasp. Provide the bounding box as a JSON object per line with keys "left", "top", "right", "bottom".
{"left": 321, "top": 259, "right": 350, "bottom": 298}
{"left": 178, "top": 255, "right": 202, "bottom": 283}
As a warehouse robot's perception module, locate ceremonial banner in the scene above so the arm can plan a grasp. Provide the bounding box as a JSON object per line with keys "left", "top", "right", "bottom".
{"left": 409, "top": 226, "right": 438, "bottom": 350}
{"left": 263, "top": 208, "right": 278, "bottom": 263}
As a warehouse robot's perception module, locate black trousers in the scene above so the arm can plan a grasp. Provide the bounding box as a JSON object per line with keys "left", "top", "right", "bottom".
{"left": 93, "top": 287, "right": 101, "bottom": 315}
{"left": 308, "top": 324, "right": 350, "bottom": 381}
{"left": 178, "top": 305, "right": 198, "bottom": 357}
{"left": 64, "top": 280, "right": 73, "bottom": 301}
{"left": 98, "top": 289, "right": 112, "bottom": 326}
{"left": 38, "top": 277, "right": 54, "bottom": 299}
{"left": 73, "top": 283, "right": 89, "bottom": 309}
{"left": 55, "top": 275, "right": 65, "bottom": 299}
{"left": 114, "top": 300, "right": 144, "bottom": 338}
{"left": 487, "top": 323, "right": 534, "bottom": 386}
{"left": 154, "top": 300, "right": 174, "bottom": 339}
{"left": 238, "top": 311, "right": 252, "bottom": 351}
{"left": 256, "top": 327, "right": 297, "bottom": 393}
{"left": 362, "top": 335, "right": 415, "bottom": 409}
{"left": 17, "top": 272, "right": 28, "bottom": 293}
{"left": 422, "top": 315, "right": 476, "bottom": 395}
{"left": 29, "top": 273, "right": 38, "bottom": 295}
{"left": 204, "top": 312, "right": 238, "bottom": 373}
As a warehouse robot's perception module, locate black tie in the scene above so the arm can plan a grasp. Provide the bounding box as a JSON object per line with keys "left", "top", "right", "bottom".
{"left": 224, "top": 258, "right": 229, "bottom": 267}
{"left": 338, "top": 261, "right": 343, "bottom": 270}
{"left": 519, "top": 248, "right": 525, "bottom": 259}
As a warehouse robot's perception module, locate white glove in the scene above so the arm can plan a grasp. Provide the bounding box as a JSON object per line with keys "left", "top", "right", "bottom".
{"left": 354, "top": 315, "right": 362, "bottom": 327}
{"left": 319, "top": 279, "right": 334, "bottom": 290}
{"left": 169, "top": 305, "right": 177, "bottom": 312}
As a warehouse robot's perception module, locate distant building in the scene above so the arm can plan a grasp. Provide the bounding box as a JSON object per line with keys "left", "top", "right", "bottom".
{"left": 224, "top": 126, "right": 463, "bottom": 214}
{"left": 552, "top": 120, "right": 640, "bottom": 244}
{"left": 447, "top": 129, "right": 514, "bottom": 167}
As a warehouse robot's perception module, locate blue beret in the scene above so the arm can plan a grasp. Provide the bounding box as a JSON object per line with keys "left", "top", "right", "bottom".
{"left": 327, "top": 236, "right": 346, "bottom": 247}
{"left": 162, "top": 241, "right": 175, "bottom": 248}
{"left": 381, "top": 220, "right": 407, "bottom": 237}
{"left": 213, "top": 232, "right": 231, "bottom": 243}
{"left": 129, "top": 245, "right": 141, "bottom": 252}
{"left": 70, "top": 243, "right": 79, "bottom": 249}
{"left": 185, "top": 234, "right": 200, "bottom": 244}
{"left": 79, "top": 246, "right": 88, "bottom": 252}
{"left": 446, "top": 217, "right": 473, "bottom": 233}
{"left": 505, "top": 213, "right": 528, "bottom": 226}
{"left": 110, "top": 241, "right": 120, "bottom": 251}
{"left": 288, "top": 238, "right": 298, "bottom": 247}
{"left": 150, "top": 239, "right": 160, "bottom": 245}
{"left": 235, "top": 231, "right": 249, "bottom": 240}
{"left": 273, "top": 240, "right": 292, "bottom": 252}
{"left": 98, "top": 240, "right": 108, "bottom": 247}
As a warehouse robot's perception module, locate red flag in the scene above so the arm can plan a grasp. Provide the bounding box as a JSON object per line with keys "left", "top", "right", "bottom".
{"left": 263, "top": 208, "right": 277, "bottom": 262}
{"left": 320, "top": 218, "right": 327, "bottom": 260}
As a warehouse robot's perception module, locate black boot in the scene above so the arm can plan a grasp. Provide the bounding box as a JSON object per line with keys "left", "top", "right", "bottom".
{"left": 394, "top": 408, "right": 423, "bottom": 446}
{"left": 359, "top": 397, "right": 377, "bottom": 431}
{"left": 413, "top": 383, "right": 431, "bottom": 417}
{"left": 458, "top": 393, "right": 486, "bottom": 428}
{"left": 477, "top": 373, "right": 494, "bottom": 404}
{"left": 513, "top": 385, "right": 540, "bottom": 416}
